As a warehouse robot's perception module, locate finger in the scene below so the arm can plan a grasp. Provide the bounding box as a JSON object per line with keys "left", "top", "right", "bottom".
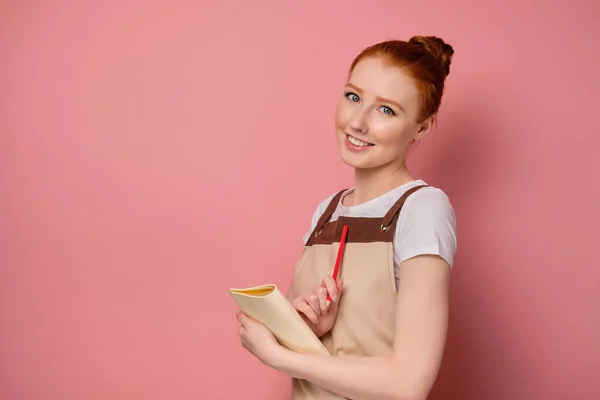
{"left": 293, "top": 299, "right": 319, "bottom": 324}
{"left": 237, "top": 310, "right": 255, "bottom": 329}
{"left": 322, "top": 276, "right": 339, "bottom": 302}
{"left": 316, "top": 286, "right": 328, "bottom": 314}
{"left": 327, "top": 278, "right": 344, "bottom": 310}
{"left": 236, "top": 310, "right": 246, "bottom": 325}
{"left": 301, "top": 291, "right": 321, "bottom": 316}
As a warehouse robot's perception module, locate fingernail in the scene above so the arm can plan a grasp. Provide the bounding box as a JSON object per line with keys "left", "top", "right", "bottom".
{"left": 332, "top": 296, "right": 338, "bottom": 303}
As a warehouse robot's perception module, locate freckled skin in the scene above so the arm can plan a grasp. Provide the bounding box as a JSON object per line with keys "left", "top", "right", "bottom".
{"left": 335, "top": 57, "right": 433, "bottom": 173}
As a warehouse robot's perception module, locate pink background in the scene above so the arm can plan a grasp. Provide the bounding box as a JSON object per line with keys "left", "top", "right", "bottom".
{"left": 1, "top": 1, "right": 599, "bottom": 399}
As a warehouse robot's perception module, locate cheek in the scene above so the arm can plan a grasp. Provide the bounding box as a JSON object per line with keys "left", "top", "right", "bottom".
{"left": 334, "top": 101, "right": 349, "bottom": 129}
{"left": 370, "top": 120, "right": 410, "bottom": 146}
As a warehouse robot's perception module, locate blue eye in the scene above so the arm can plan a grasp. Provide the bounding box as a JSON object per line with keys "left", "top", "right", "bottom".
{"left": 380, "top": 106, "right": 395, "bottom": 116}
{"left": 345, "top": 92, "right": 360, "bottom": 102}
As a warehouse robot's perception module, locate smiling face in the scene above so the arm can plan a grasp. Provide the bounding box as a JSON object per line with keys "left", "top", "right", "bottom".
{"left": 335, "top": 56, "right": 432, "bottom": 170}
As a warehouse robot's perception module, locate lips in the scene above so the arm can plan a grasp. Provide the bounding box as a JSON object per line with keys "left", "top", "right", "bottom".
{"left": 346, "top": 134, "right": 374, "bottom": 147}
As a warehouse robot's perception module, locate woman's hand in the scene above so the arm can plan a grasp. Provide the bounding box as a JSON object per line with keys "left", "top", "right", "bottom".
{"left": 291, "top": 276, "right": 343, "bottom": 337}
{"left": 236, "top": 310, "right": 286, "bottom": 368}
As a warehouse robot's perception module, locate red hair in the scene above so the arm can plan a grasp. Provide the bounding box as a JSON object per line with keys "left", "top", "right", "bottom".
{"left": 349, "top": 36, "right": 454, "bottom": 123}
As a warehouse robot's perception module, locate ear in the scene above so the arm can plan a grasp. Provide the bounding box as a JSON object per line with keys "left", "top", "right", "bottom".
{"left": 415, "top": 116, "right": 435, "bottom": 140}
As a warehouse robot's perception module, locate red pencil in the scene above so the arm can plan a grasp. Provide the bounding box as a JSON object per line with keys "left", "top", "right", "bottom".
{"left": 327, "top": 225, "right": 348, "bottom": 304}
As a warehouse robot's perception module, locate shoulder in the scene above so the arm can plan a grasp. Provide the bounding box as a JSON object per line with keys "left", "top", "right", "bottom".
{"left": 313, "top": 191, "right": 339, "bottom": 215}
{"left": 309, "top": 190, "right": 342, "bottom": 222}
{"left": 301, "top": 190, "right": 344, "bottom": 244}
{"left": 394, "top": 185, "right": 457, "bottom": 266}
{"left": 402, "top": 186, "right": 455, "bottom": 220}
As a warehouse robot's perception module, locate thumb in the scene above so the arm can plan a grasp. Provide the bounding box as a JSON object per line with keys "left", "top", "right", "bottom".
{"left": 330, "top": 278, "right": 343, "bottom": 310}
{"left": 336, "top": 277, "right": 344, "bottom": 293}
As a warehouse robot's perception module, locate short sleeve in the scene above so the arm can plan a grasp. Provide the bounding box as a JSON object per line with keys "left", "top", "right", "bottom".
{"left": 302, "top": 193, "right": 336, "bottom": 244}
{"left": 394, "top": 187, "right": 457, "bottom": 267}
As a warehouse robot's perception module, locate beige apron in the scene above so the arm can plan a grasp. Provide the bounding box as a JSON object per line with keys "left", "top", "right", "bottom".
{"left": 288, "top": 184, "right": 428, "bottom": 400}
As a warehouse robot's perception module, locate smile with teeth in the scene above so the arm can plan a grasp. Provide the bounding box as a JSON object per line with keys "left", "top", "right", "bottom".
{"left": 346, "top": 134, "right": 374, "bottom": 147}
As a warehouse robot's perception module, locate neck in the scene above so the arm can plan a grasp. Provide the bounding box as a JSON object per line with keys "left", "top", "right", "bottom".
{"left": 349, "top": 162, "right": 415, "bottom": 206}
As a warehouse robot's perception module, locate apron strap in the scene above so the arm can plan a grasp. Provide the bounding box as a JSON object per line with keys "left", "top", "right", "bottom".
{"left": 308, "top": 189, "right": 346, "bottom": 242}
{"left": 381, "top": 184, "right": 429, "bottom": 231}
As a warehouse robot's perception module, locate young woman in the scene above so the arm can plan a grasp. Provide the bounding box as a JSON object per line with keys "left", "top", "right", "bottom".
{"left": 236, "top": 36, "right": 457, "bottom": 400}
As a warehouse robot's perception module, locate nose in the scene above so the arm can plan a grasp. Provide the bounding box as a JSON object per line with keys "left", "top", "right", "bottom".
{"left": 347, "top": 107, "right": 369, "bottom": 134}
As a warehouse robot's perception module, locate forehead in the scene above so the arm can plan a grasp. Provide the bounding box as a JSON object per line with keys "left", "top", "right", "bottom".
{"left": 348, "top": 57, "right": 420, "bottom": 113}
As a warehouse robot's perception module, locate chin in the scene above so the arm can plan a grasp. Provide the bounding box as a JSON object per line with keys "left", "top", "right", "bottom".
{"left": 339, "top": 149, "right": 375, "bottom": 169}
{"left": 339, "top": 146, "right": 401, "bottom": 172}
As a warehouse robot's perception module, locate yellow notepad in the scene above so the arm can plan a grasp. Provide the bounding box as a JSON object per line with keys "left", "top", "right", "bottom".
{"left": 229, "top": 284, "right": 330, "bottom": 356}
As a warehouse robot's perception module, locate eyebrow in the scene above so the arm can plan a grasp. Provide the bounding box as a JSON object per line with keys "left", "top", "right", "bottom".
{"left": 345, "top": 83, "right": 405, "bottom": 113}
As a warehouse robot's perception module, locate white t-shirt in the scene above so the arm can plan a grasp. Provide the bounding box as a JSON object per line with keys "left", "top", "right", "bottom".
{"left": 302, "top": 180, "right": 457, "bottom": 288}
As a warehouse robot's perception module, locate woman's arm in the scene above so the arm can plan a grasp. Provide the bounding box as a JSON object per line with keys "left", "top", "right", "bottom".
{"left": 273, "top": 254, "right": 451, "bottom": 400}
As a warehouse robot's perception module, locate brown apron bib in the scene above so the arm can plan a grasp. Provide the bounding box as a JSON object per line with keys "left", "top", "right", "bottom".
{"left": 288, "top": 184, "right": 428, "bottom": 400}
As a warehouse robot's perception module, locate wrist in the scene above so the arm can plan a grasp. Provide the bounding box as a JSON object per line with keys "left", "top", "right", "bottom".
{"left": 268, "top": 346, "right": 295, "bottom": 371}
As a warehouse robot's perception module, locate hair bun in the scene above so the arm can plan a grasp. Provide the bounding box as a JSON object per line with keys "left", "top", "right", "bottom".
{"left": 409, "top": 35, "right": 454, "bottom": 77}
